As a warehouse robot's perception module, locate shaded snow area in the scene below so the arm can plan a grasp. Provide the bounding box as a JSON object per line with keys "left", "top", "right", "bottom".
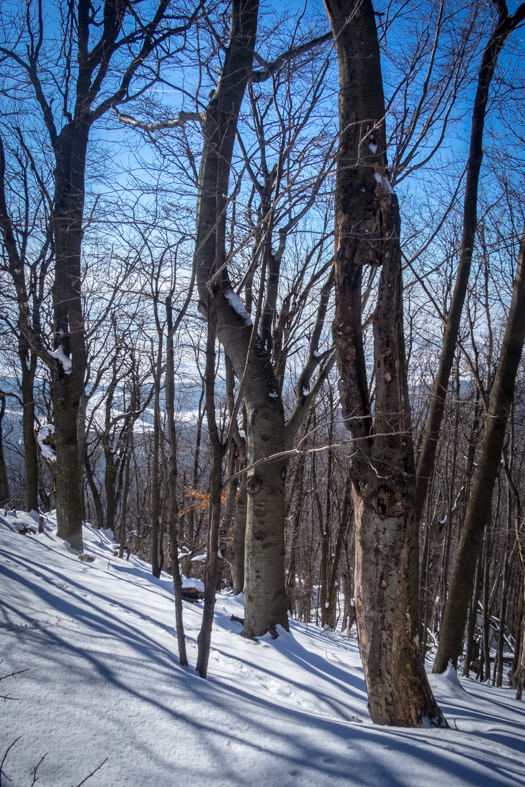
{"left": 1, "top": 513, "right": 525, "bottom": 786}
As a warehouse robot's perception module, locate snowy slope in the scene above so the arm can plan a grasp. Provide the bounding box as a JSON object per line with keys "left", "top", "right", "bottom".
{"left": 1, "top": 512, "right": 524, "bottom": 787}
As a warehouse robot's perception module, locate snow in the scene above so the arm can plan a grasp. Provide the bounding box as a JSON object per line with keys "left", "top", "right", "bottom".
{"left": 224, "top": 289, "right": 253, "bottom": 326}
{"left": 1, "top": 511, "right": 525, "bottom": 786}
{"left": 368, "top": 143, "right": 378, "bottom": 154}
{"left": 48, "top": 346, "right": 72, "bottom": 374}
{"left": 36, "top": 424, "right": 56, "bottom": 462}
{"left": 268, "top": 391, "right": 279, "bottom": 398}
{"left": 374, "top": 171, "right": 395, "bottom": 195}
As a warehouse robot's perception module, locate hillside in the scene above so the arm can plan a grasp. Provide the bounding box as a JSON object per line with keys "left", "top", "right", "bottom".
{"left": 1, "top": 512, "right": 524, "bottom": 786}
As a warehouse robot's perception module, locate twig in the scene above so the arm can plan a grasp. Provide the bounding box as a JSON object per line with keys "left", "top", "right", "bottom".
{"left": 30, "top": 753, "right": 47, "bottom": 786}
{"left": 0, "top": 666, "right": 29, "bottom": 701}
{"left": 75, "top": 757, "right": 108, "bottom": 786}
{"left": 0, "top": 737, "right": 20, "bottom": 786}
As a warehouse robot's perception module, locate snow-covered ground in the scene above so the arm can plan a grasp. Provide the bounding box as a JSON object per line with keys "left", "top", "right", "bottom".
{"left": 1, "top": 512, "right": 524, "bottom": 786}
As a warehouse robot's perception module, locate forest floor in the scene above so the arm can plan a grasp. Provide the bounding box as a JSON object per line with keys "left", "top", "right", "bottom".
{"left": 1, "top": 511, "right": 524, "bottom": 787}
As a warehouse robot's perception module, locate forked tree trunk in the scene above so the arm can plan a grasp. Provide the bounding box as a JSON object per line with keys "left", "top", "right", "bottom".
{"left": 194, "top": 0, "right": 334, "bottom": 637}
{"left": 324, "top": 0, "right": 446, "bottom": 727}
{"left": 433, "top": 228, "right": 525, "bottom": 673}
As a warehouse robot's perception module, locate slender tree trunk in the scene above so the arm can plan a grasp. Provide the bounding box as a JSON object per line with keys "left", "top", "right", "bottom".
{"left": 231, "top": 473, "right": 247, "bottom": 595}
{"left": 20, "top": 344, "right": 39, "bottom": 513}
{"left": 415, "top": 0, "right": 525, "bottom": 523}
{"left": 196, "top": 304, "right": 224, "bottom": 677}
{"left": 434, "top": 227, "right": 525, "bottom": 673}
{"left": 324, "top": 0, "right": 445, "bottom": 727}
{"left": 166, "top": 298, "right": 188, "bottom": 667}
{"left": 517, "top": 596, "right": 525, "bottom": 700}
{"left": 325, "top": 471, "right": 352, "bottom": 629}
{"left": 119, "top": 454, "right": 130, "bottom": 559}
{"left": 84, "top": 452, "right": 104, "bottom": 529}
{"left": 150, "top": 348, "right": 162, "bottom": 579}
{"left": 0, "top": 394, "right": 10, "bottom": 507}
{"left": 463, "top": 556, "right": 482, "bottom": 677}
{"left": 481, "top": 537, "right": 491, "bottom": 681}
{"left": 495, "top": 510, "right": 511, "bottom": 686}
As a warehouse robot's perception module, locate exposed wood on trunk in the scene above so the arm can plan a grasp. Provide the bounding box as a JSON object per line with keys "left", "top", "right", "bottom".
{"left": 324, "top": 0, "right": 446, "bottom": 727}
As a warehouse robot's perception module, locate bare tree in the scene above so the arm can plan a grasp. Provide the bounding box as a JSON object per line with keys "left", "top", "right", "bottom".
{"left": 324, "top": 0, "right": 446, "bottom": 726}
{"left": 0, "top": 0, "right": 196, "bottom": 550}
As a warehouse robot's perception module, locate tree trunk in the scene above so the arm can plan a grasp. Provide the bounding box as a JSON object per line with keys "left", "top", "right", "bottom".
{"left": 150, "top": 347, "right": 162, "bottom": 579}
{"left": 434, "top": 227, "right": 525, "bottom": 673}
{"left": 20, "top": 344, "right": 39, "bottom": 513}
{"left": 415, "top": 0, "right": 525, "bottom": 524}
{"left": 193, "top": 0, "right": 287, "bottom": 639}
{"left": 231, "top": 473, "right": 247, "bottom": 595}
{"left": 51, "top": 123, "right": 92, "bottom": 551}
{"left": 243, "top": 416, "right": 288, "bottom": 636}
{"left": 0, "top": 394, "right": 10, "bottom": 507}
{"left": 84, "top": 452, "right": 104, "bottom": 529}
{"left": 196, "top": 304, "right": 224, "bottom": 677}
{"left": 463, "top": 556, "right": 482, "bottom": 678}
{"left": 324, "top": 472, "right": 352, "bottom": 629}
{"left": 166, "top": 297, "right": 189, "bottom": 667}
{"left": 119, "top": 454, "right": 130, "bottom": 559}
{"left": 324, "top": 0, "right": 445, "bottom": 727}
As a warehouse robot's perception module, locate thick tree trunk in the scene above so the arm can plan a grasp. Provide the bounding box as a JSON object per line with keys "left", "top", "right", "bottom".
{"left": 415, "top": 0, "right": 525, "bottom": 524}
{"left": 325, "top": 0, "right": 446, "bottom": 727}
{"left": 192, "top": 0, "right": 288, "bottom": 639}
{"left": 51, "top": 126, "right": 89, "bottom": 552}
{"left": 243, "top": 412, "right": 288, "bottom": 636}
{"left": 433, "top": 227, "right": 525, "bottom": 673}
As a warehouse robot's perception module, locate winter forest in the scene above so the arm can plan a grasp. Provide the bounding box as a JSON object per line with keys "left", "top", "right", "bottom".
{"left": 1, "top": 0, "right": 525, "bottom": 783}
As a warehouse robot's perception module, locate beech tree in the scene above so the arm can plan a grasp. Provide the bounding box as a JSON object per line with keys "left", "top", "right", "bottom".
{"left": 324, "top": 0, "right": 446, "bottom": 726}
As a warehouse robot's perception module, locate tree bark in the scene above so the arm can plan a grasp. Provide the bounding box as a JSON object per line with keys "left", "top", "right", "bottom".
{"left": 433, "top": 227, "right": 525, "bottom": 673}
{"left": 324, "top": 0, "right": 446, "bottom": 727}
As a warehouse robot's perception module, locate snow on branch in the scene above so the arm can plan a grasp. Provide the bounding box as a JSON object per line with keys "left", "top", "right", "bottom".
{"left": 112, "top": 106, "right": 203, "bottom": 132}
